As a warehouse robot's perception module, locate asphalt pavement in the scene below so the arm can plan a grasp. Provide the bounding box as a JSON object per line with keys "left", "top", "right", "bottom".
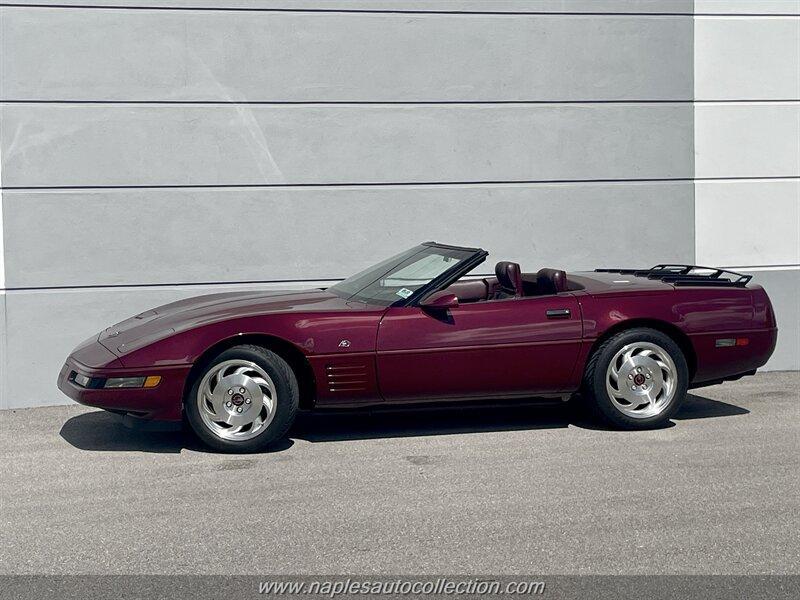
{"left": 0, "top": 372, "right": 798, "bottom": 575}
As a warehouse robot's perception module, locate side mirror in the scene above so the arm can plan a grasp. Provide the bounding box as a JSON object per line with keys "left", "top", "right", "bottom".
{"left": 420, "top": 292, "right": 459, "bottom": 311}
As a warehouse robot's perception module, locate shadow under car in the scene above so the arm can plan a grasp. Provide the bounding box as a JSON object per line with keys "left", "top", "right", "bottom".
{"left": 59, "top": 393, "right": 749, "bottom": 454}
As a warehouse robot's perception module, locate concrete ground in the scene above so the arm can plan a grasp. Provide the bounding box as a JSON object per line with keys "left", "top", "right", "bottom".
{"left": 0, "top": 372, "right": 798, "bottom": 575}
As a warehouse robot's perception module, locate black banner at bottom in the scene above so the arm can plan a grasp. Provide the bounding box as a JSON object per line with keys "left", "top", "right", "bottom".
{"left": 0, "top": 575, "right": 797, "bottom": 600}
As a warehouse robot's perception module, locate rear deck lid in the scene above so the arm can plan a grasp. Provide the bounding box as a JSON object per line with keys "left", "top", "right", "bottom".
{"left": 569, "top": 271, "right": 676, "bottom": 294}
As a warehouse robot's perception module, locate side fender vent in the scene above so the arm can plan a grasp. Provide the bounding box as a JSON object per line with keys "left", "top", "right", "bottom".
{"left": 326, "top": 363, "right": 368, "bottom": 393}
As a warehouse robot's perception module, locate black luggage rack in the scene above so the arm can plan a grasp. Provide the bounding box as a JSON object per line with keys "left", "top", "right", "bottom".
{"left": 595, "top": 264, "right": 752, "bottom": 288}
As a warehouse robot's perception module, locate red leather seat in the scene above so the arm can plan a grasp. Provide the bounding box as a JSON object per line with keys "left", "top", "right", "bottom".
{"left": 494, "top": 261, "right": 523, "bottom": 298}
{"left": 483, "top": 276, "right": 500, "bottom": 298}
{"left": 536, "top": 268, "right": 567, "bottom": 294}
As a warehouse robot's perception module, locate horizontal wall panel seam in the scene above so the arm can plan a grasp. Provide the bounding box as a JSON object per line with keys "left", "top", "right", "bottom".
{"left": 4, "top": 176, "right": 799, "bottom": 191}
{"left": 690, "top": 176, "right": 800, "bottom": 183}
{"left": 2, "top": 279, "right": 345, "bottom": 292}
{"left": 0, "top": 4, "right": 736, "bottom": 16}
{"left": 1, "top": 4, "right": 798, "bottom": 16}
{"left": 0, "top": 101, "right": 712, "bottom": 107}
{"left": 3, "top": 101, "right": 800, "bottom": 105}
{"left": 0, "top": 2, "right": 800, "bottom": 19}
{"left": 694, "top": 14, "right": 800, "bottom": 19}
{"left": 723, "top": 265, "right": 800, "bottom": 270}
{"left": 6, "top": 268, "right": 798, "bottom": 292}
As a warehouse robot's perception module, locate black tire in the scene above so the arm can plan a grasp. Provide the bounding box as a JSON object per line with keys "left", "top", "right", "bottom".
{"left": 581, "top": 328, "right": 688, "bottom": 430}
{"left": 185, "top": 345, "right": 299, "bottom": 452}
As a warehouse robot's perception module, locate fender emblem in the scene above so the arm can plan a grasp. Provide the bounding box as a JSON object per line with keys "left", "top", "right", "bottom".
{"left": 338, "top": 339, "right": 351, "bottom": 348}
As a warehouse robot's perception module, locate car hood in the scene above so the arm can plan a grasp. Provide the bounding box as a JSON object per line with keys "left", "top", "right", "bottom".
{"left": 98, "top": 288, "right": 348, "bottom": 356}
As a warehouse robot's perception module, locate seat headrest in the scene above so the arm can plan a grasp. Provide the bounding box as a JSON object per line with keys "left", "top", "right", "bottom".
{"left": 495, "top": 261, "right": 523, "bottom": 297}
{"left": 537, "top": 268, "right": 568, "bottom": 294}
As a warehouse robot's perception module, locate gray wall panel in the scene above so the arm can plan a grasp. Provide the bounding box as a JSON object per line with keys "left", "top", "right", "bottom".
{"left": 695, "top": 1, "right": 800, "bottom": 15}
{"left": 0, "top": 103, "right": 694, "bottom": 187}
{"left": 695, "top": 179, "right": 800, "bottom": 268}
{"left": 695, "top": 103, "right": 800, "bottom": 178}
{"left": 695, "top": 16, "right": 800, "bottom": 100}
{"left": 0, "top": 293, "right": 6, "bottom": 410}
{"left": 2, "top": 8, "right": 693, "bottom": 102}
{"left": 0, "top": 1, "right": 697, "bottom": 14}
{"left": 746, "top": 269, "right": 800, "bottom": 372}
{"left": 3, "top": 182, "right": 695, "bottom": 287}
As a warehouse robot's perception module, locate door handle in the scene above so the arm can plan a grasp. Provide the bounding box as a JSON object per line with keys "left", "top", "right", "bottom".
{"left": 546, "top": 308, "right": 571, "bottom": 319}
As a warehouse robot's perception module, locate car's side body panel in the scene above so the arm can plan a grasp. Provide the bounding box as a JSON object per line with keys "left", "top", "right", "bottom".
{"left": 124, "top": 304, "right": 388, "bottom": 407}
{"left": 572, "top": 279, "right": 777, "bottom": 385}
{"left": 376, "top": 294, "right": 582, "bottom": 401}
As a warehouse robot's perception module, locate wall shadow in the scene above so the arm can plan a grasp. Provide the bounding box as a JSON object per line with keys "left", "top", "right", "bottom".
{"left": 59, "top": 393, "right": 749, "bottom": 454}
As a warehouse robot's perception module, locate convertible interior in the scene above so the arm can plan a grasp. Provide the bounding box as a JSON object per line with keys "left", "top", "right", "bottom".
{"left": 444, "top": 262, "right": 582, "bottom": 303}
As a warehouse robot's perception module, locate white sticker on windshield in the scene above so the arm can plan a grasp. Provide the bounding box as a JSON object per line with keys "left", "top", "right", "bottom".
{"left": 396, "top": 287, "right": 414, "bottom": 299}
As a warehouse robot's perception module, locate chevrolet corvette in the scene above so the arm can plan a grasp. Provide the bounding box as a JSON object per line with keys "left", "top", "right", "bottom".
{"left": 58, "top": 242, "right": 777, "bottom": 452}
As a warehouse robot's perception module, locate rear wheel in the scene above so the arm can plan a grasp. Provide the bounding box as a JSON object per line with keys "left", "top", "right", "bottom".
{"left": 185, "top": 345, "right": 299, "bottom": 452}
{"left": 582, "top": 328, "right": 688, "bottom": 429}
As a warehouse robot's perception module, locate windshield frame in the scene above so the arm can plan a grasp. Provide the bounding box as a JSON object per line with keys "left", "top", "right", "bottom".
{"left": 328, "top": 242, "right": 487, "bottom": 307}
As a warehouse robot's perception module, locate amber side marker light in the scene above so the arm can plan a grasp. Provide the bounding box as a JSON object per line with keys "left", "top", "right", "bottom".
{"left": 103, "top": 375, "right": 162, "bottom": 388}
{"left": 144, "top": 376, "right": 162, "bottom": 388}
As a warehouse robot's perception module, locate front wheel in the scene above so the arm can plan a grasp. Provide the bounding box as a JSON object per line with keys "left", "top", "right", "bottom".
{"left": 185, "top": 345, "right": 299, "bottom": 452}
{"left": 582, "top": 328, "right": 688, "bottom": 429}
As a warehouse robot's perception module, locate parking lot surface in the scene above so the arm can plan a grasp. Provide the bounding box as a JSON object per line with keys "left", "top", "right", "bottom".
{"left": 1, "top": 372, "right": 798, "bottom": 575}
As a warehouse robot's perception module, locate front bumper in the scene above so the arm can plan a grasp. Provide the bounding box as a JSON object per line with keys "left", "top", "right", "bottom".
{"left": 57, "top": 355, "right": 191, "bottom": 422}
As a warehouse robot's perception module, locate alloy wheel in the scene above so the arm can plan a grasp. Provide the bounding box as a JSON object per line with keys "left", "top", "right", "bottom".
{"left": 605, "top": 341, "right": 678, "bottom": 419}
{"left": 196, "top": 359, "right": 277, "bottom": 441}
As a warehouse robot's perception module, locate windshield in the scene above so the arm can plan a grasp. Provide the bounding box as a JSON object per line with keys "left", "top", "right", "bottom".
{"left": 329, "top": 244, "right": 476, "bottom": 306}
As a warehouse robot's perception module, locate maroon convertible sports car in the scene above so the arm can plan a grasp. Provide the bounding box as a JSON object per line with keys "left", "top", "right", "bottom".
{"left": 58, "top": 242, "right": 777, "bottom": 452}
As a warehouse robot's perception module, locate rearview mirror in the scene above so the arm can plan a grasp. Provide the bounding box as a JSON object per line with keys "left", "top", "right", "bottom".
{"left": 420, "top": 292, "right": 459, "bottom": 311}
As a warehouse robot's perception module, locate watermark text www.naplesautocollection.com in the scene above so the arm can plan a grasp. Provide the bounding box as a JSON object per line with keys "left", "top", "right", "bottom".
{"left": 259, "top": 577, "right": 545, "bottom": 597}
{"left": 2, "top": 576, "right": 799, "bottom": 600}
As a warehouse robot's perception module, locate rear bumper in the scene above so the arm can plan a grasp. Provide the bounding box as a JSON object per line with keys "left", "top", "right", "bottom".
{"left": 57, "top": 356, "right": 190, "bottom": 422}
{"left": 690, "top": 327, "right": 778, "bottom": 385}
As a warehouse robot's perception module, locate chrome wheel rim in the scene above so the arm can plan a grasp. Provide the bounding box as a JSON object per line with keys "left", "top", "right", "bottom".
{"left": 605, "top": 342, "right": 677, "bottom": 419}
{"left": 196, "top": 360, "right": 277, "bottom": 441}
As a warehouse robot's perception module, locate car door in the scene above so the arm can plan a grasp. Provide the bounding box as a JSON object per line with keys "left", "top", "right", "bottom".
{"left": 375, "top": 293, "right": 582, "bottom": 402}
